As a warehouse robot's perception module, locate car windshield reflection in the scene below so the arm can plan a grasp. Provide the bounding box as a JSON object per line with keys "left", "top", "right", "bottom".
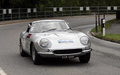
{"left": 30, "top": 21, "right": 69, "bottom": 33}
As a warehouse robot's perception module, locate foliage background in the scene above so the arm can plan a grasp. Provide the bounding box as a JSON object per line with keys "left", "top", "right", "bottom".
{"left": 0, "top": 0, "right": 120, "bottom": 9}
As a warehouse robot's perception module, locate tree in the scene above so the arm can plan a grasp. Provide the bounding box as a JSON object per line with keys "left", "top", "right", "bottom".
{"left": 0, "top": 0, "right": 120, "bottom": 9}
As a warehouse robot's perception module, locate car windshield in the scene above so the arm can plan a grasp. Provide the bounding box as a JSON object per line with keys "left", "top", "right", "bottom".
{"left": 30, "top": 21, "right": 70, "bottom": 33}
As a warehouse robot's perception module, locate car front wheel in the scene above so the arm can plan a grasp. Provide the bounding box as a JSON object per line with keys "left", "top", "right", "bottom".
{"left": 79, "top": 52, "right": 91, "bottom": 63}
{"left": 20, "top": 41, "right": 28, "bottom": 57}
{"left": 31, "top": 44, "right": 42, "bottom": 65}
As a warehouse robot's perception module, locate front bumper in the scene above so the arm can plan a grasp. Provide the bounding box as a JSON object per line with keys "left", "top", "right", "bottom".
{"left": 37, "top": 48, "right": 92, "bottom": 58}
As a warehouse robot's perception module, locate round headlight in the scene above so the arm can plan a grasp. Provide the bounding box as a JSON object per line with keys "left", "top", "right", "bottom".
{"left": 80, "top": 36, "right": 89, "bottom": 45}
{"left": 40, "top": 38, "right": 51, "bottom": 48}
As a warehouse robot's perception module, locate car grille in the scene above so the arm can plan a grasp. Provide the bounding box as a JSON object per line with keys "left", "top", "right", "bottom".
{"left": 53, "top": 49, "right": 82, "bottom": 54}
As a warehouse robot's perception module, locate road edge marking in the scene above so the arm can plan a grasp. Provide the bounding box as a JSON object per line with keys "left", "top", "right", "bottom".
{"left": 0, "top": 25, "right": 5, "bottom": 27}
{"left": 0, "top": 68, "right": 7, "bottom": 75}
{"left": 87, "top": 31, "right": 120, "bottom": 45}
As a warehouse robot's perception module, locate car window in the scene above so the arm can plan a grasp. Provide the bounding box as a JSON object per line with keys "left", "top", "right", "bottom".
{"left": 30, "top": 21, "right": 69, "bottom": 33}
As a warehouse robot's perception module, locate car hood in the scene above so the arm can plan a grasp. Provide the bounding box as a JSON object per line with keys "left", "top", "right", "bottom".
{"left": 33, "top": 30, "right": 87, "bottom": 50}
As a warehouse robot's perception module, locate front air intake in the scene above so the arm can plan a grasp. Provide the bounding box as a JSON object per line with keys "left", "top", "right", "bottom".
{"left": 53, "top": 49, "right": 82, "bottom": 54}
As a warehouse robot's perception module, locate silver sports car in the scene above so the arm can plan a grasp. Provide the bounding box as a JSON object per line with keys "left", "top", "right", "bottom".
{"left": 19, "top": 19, "right": 92, "bottom": 65}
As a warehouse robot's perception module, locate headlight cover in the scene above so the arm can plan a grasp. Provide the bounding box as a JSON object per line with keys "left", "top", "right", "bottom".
{"left": 80, "top": 36, "right": 90, "bottom": 45}
{"left": 40, "top": 38, "right": 51, "bottom": 48}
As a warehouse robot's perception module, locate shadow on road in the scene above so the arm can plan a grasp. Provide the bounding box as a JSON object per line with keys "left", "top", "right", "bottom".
{"left": 39, "top": 58, "right": 91, "bottom": 67}
{"left": 15, "top": 54, "right": 92, "bottom": 67}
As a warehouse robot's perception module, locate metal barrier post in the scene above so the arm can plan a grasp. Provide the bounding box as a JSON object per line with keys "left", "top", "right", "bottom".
{"left": 27, "top": 8, "right": 29, "bottom": 19}
{"left": 0, "top": 6, "right": 118, "bottom": 21}
{"left": 71, "top": 7, "right": 72, "bottom": 16}
{"left": 103, "top": 19, "right": 105, "bottom": 36}
{"left": 98, "top": 6, "right": 100, "bottom": 26}
{"left": 2, "top": 9, "right": 6, "bottom": 21}
{"left": 80, "top": 7, "right": 83, "bottom": 15}
{"left": 44, "top": 8, "right": 46, "bottom": 17}
{"left": 95, "top": 13, "right": 98, "bottom": 33}
{"left": 2, "top": 12, "right": 4, "bottom": 21}
{"left": 53, "top": 7, "right": 57, "bottom": 17}
{"left": 9, "top": 9, "right": 12, "bottom": 20}
{"left": 18, "top": 8, "right": 21, "bottom": 19}
{"left": 59, "top": 7, "right": 63, "bottom": 16}
{"left": 101, "top": 19, "right": 103, "bottom": 33}
{"left": 33, "top": 8, "right": 37, "bottom": 18}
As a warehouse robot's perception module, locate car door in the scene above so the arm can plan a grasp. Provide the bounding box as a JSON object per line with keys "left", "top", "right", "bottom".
{"left": 22, "top": 32, "right": 28, "bottom": 51}
{"left": 24, "top": 32, "right": 31, "bottom": 53}
{"left": 22, "top": 24, "right": 32, "bottom": 53}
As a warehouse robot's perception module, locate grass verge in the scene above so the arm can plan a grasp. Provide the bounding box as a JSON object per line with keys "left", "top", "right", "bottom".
{"left": 91, "top": 19, "right": 120, "bottom": 44}
{"left": 91, "top": 19, "right": 116, "bottom": 32}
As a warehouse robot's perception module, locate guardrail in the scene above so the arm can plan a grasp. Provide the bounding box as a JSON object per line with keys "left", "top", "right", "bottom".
{"left": 0, "top": 6, "right": 119, "bottom": 21}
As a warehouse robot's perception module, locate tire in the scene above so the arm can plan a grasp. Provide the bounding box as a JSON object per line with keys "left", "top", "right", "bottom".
{"left": 79, "top": 52, "right": 91, "bottom": 63}
{"left": 20, "top": 41, "right": 28, "bottom": 57}
{"left": 31, "top": 44, "right": 42, "bottom": 65}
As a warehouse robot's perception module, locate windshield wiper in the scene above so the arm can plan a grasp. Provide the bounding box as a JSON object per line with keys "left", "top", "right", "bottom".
{"left": 42, "top": 28, "right": 57, "bottom": 32}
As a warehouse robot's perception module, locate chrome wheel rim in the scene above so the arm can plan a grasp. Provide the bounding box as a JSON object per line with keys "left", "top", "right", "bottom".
{"left": 20, "top": 44, "right": 22, "bottom": 53}
{"left": 32, "top": 47, "right": 35, "bottom": 61}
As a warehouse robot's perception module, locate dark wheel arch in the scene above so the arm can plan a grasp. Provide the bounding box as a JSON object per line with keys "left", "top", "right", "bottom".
{"left": 79, "top": 52, "right": 91, "bottom": 63}
{"left": 19, "top": 38, "right": 28, "bottom": 57}
{"left": 30, "top": 42, "right": 33, "bottom": 55}
{"left": 31, "top": 43, "right": 42, "bottom": 65}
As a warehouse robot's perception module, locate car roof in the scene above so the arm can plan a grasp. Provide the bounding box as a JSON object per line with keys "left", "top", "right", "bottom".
{"left": 32, "top": 19, "right": 65, "bottom": 24}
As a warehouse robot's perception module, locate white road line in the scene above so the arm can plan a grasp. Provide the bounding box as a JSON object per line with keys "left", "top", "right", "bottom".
{"left": 0, "top": 68, "right": 7, "bottom": 75}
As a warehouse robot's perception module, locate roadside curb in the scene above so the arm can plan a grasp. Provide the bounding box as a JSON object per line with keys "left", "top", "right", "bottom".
{"left": 0, "top": 16, "right": 94, "bottom": 26}
{"left": 0, "top": 19, "right": 42, "bottom": 26}
{"left": 90, "top": 31, "right": 120, "bottom": 44}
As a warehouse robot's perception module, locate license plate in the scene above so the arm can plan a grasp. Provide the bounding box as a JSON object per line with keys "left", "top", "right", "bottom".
{"left": 62, "top": 56, "right": 74, "bottom": 59}
{"left": 62, "top": 56, "right": 67, "bottom": 59}
{"left": 68, "top": 56, "right": 74, "bottom": 58}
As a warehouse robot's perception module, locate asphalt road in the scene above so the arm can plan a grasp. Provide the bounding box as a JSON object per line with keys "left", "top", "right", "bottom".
{"left": 0, "top": 15, "right": 120, "bottom": 75}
